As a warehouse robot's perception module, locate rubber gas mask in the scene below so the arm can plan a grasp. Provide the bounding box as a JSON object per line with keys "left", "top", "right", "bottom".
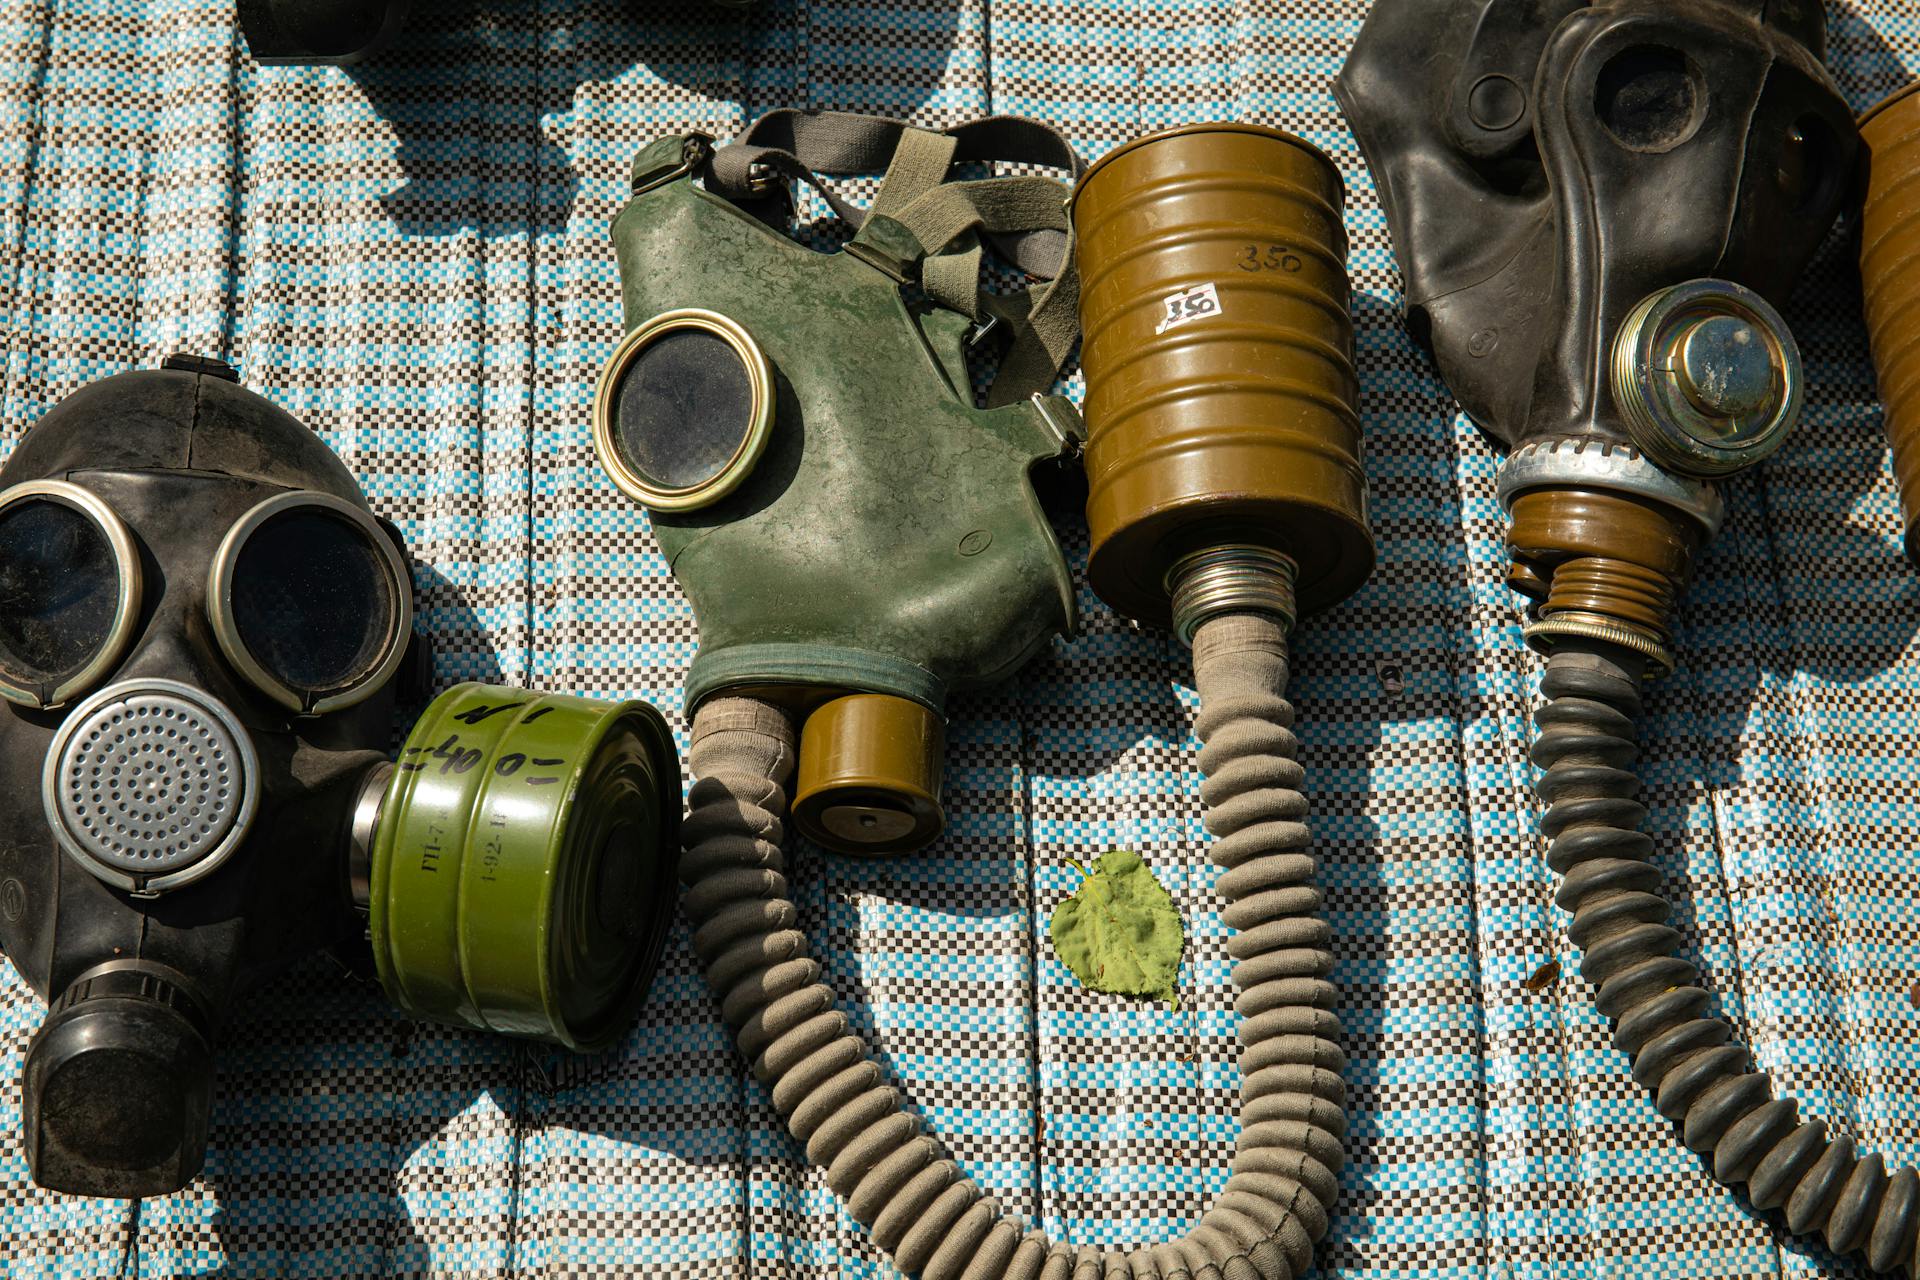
{"left": 594, "top": 109, "right": 1086, "bottom": 856}
{"left": 237, "top": 0, "right": 750, "bottom": 63}
{"left": 605, "top": 112, "right": 1374, "bottom": 1277}
{"left": 1337, "top": 2, "right": 1920, "bottom": 1271}
{"left": 0, "top": 357, "right": 679, "bottom": 1199}
{"left": 1338, "top": 0, "right": 1856, "bottom": 671}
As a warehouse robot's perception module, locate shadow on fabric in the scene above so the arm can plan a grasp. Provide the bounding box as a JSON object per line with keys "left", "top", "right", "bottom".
{"left": 329, "top": 0, "right": 971, "bottom": 239}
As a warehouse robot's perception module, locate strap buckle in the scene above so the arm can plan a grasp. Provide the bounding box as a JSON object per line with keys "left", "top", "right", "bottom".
{"left": 631, "top": 135, "right": 713, "bottom": 198}
{"left": 1031, "top": 393, "right": 1084, "bottom": 456}
{"left": 843, "top": 240, "right": 914, "bottom": 283}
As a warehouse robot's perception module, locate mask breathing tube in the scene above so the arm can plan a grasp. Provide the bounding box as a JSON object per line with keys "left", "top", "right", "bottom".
{"left": 1338, "top": 0, "right": 1920, "bottom": 1269}
{"left": 654, "top": 119, "right": 1371, "bottom": 1277}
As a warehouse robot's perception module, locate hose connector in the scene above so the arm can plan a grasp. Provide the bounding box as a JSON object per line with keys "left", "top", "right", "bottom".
{"left": 1498, "top": 438, "right": 1717, "bottom": 676}
{"left": 1167, "top": 545, "right": 1299, "bottom": 646}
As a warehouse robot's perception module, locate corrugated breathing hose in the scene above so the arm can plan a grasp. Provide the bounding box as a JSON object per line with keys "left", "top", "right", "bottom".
{"left": 679, "top": 612, "right": 1346, "bottom": 1279}
{"left": 1537, "top": 641, "right": 1920, "bottom": 1274}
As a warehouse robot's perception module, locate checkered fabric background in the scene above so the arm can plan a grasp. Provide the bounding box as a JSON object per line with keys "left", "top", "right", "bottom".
{"left": 0, "top": 0, "right": 1917, "bottom": 1276}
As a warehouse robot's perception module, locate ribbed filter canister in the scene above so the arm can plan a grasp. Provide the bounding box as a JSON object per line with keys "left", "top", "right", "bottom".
{"left": 367, "top": 683, "right": 682, "bottom": 1052}
{"left": 1861, "top": 81, "right": 1920, "bottom": 565}
{"left": 1071, "top": 122, "right": 1374, "bottom": 627}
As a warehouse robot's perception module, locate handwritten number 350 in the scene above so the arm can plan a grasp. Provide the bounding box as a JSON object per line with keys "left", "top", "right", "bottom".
{"left": 1239, "top": 244, "right": 1302, "bottom": 273}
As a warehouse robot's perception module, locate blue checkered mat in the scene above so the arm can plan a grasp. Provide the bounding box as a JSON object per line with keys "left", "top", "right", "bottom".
{"left": 2, "top": 1, "right": 1919, "bottom": 1276}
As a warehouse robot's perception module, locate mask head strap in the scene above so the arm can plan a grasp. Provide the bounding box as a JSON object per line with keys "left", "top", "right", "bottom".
{"left": 695, "top": 109, "right": 1085, "bottom": 407}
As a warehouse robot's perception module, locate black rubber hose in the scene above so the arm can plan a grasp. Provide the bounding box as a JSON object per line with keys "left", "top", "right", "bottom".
{"left": 1535, "top": 642, "right": 1918, "bottom": 1274}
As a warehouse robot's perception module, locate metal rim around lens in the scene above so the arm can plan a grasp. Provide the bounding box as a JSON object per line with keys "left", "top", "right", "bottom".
{"left": 41, "top": 677, "right": 260, "bottom": 895}
{"left": 1611, "top": 279, "right": 1803, "bottom": 478}
{"left": 591, "top": 308, "right": 775, "bottom": 512}
{"left": 206, "top": 490, "right": 414, "bottom": 716}
{"left": 0, "top": 479, "right": 143, "bottom": 711}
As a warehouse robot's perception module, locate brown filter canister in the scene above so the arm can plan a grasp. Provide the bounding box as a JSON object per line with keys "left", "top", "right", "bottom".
{"left": 1861, "top": 81, "right": 1920, "bottom": 564}
{"left": 792, "top": 693, "right": 945, "bottom": 856}
{"left": 1070, "top": 122, "right": 1373, "bottom": 627}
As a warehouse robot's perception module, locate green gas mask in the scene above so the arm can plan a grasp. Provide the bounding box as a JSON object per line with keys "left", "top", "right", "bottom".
{"left": 604, "top": 118, "right": 1373, "bottom": 1278}
{"left": 594, "top": 110, "right": 1084, "bottom": 855}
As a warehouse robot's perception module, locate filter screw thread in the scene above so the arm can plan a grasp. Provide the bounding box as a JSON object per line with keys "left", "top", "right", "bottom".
{"left": 1168, "top": 545, "right": 1300, "bottom": 646}
{"left": 1503, "top": 478, "right": 1710, "bottom": 679}
{"left": 1525, "top": 556, "right": 1679, "bottom": 673}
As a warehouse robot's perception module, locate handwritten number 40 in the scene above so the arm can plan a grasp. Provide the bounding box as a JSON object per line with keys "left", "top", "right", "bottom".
{"left": 432, "top": 736, "right": 484, "bottom": 774}
{"left": 1239, "top": 245, "right": 1302, "bottom": 273}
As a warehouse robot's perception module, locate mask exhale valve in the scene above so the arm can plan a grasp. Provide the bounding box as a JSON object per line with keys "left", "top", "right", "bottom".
{"left": 44, "top": 679, "right": 259, "bottom": 895}
{"left": 662, "top": 119, "right": 1372, "bottom": 1277}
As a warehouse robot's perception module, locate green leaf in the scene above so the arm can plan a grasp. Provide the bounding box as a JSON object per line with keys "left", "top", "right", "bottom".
{"left": 1048, "top": 850, "right": 1185, "bottom": 1009}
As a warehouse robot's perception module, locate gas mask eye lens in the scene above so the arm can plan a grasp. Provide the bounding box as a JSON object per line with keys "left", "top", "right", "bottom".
{"left": 0, "top": 481, "right": 141, "bottom": 710}
{"left": 209, "top": 492, "right": 413, "bottom": 715}
{"left": 614, "top": 330, "right": 755, "bottom": 490}
{"left": 1594, "top": 46, "right": 1703, "bottom": 152}
{"left": 592, "top": 308, "right": 774, "bottom": 511}
{"left": 233, "top": 512, "right": 392, "bottom": 686}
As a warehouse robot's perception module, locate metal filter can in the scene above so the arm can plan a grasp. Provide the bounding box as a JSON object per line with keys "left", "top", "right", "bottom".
{"left": 1861, "top": 81, "right": 1920, "bottom": 564}
{"left": 367, "top": 684, "right": 681, "bottom": 1051}
{"left": 1070, "top": 122, "right": 1373, "bottom": 626}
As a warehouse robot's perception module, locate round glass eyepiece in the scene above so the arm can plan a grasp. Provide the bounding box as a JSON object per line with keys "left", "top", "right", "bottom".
{"left": 592, "top": 309, "right": 774, "bottom": 511}
{"left": 0, "top": 480, "right": 142, "bottom": 710}
{"left": 208, "top": 491, "right": 413, "bottom": 715}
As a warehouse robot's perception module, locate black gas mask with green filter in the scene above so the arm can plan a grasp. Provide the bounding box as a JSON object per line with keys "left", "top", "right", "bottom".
{"left": 1337, "top": 1, "right": 1920, "bottom": 1272}
{"left": 0, "top": 357, "right": 679, "bottom": 1199}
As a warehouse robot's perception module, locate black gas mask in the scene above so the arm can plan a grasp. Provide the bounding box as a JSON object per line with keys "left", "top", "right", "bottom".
{"left": 237, "top": 0, "right": 751, "bottom": 63}
{"left": 1338, "top": 0, "right": 1857, "bottom": 668}
{"left": 237, "top": 0, "right": 410, "bottom": 62}
{"left": 0, "top": 357, "right": 679, "bottom": 1199}
{"left": 1337, "top": 0, "right": 1854, "bottom": 451}
{"left": 1335, "top": 4, "right": 1920, "bottom": 1271}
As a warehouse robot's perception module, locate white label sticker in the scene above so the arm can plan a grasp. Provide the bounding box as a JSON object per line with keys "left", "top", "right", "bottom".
{"left": 1155, "top": 282, "right": 1223, "bottom": 334}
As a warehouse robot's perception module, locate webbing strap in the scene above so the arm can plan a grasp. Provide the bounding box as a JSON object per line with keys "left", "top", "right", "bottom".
{"left": 864, "top": 128, "right": 960, "bottom": 229}
{"left": 700, "top": 109, "right": 1083, "bottom": 406}
{"left": 889, "top": 177, "right": 1080, "bottom": 404}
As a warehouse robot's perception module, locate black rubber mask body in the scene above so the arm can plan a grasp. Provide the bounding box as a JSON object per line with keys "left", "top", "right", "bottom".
{"left": 0, "top": 365, "right": 403, "bottom": 1197}
{"left": 236, "top": 0, "right": 750, "bottom": 63}
{"left": 1335, "top": 0, "right": 1855, "bottom": 451}
{"left": 237, "top": 0, "right": 410, "bottom": 62}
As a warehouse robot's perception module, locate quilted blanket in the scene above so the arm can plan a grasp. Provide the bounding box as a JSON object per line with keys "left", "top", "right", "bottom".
{"left": 2, "top": 1, "right": 1918, "bottom": 1277}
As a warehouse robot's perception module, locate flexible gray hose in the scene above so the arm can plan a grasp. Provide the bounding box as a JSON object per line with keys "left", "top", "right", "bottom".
{"left": 1536, "top": 642, "right": 1920, "bottom": 1274}
{"left": 678, "top": 612, "right": 1346, "bottom": 1279}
